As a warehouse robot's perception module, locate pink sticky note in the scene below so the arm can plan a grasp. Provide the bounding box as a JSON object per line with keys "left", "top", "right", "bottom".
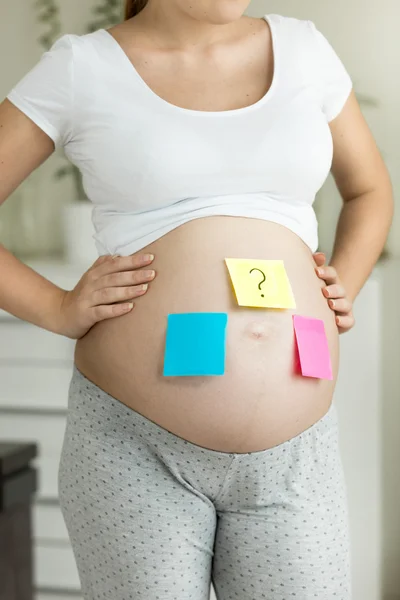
{"left": 292, "top": 315, "right": 333, "bottom": 380}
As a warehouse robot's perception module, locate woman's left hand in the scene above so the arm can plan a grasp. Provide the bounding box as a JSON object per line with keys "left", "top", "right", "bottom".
{"left": 313, "top": 252, "right": 355, "bottom": 334}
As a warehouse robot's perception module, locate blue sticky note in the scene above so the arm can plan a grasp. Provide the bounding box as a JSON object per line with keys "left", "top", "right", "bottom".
{"left": 163, "top": 313, "right": 228, "bottom": 376}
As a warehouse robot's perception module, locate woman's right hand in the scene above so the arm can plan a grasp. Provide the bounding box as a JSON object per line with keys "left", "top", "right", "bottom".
{"left": 57, "top": 253, "right": 156, "bottom": 339}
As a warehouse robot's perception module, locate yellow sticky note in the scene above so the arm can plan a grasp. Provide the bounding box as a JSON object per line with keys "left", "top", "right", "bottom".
{"left": 225, "top": 258, "right": 296, "bottom": 309}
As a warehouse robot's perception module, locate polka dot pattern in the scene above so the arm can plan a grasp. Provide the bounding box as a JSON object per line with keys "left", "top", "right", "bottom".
{"left": 58, "top": 365, "right": 351, "bottom": 599}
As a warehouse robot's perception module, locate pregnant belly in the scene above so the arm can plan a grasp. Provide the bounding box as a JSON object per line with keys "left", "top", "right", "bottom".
{"left": 74, "top": 216, "right": 339, "bottom": 453}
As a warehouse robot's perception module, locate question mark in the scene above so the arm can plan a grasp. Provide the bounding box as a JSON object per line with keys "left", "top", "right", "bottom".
{"left": 249, "top": 268, "right": 266, "bottom": 298}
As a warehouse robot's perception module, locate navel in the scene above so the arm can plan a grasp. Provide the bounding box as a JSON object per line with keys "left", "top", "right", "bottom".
{"left": 244, "top": 319, "right": 271, "bottom": 340}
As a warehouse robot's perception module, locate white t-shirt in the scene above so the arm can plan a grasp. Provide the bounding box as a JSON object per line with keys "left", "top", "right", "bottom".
{"left": 7, "top": 14, "right": 352, "bottom": 255}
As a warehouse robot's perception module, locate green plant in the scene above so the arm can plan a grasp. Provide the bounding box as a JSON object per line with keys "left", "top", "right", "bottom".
{"left": 35, "top": 0, "right": 61, "bottom": 50}
{"left": 87, "top": 0, "right": 124, "bottom": 32}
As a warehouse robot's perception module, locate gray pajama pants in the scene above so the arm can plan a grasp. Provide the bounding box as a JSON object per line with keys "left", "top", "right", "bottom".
{"left": 58, "top": 365, "right": 352, "bottom": 600}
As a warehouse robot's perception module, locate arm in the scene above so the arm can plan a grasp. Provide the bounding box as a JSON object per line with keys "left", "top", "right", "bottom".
{"left": 0, "top": 98, "right": 67, "bottom": 333}
{"left": 327, "top": 89, "right": 393, "bottom": 302}
{"left": 0, "top": 99, "right": 155, "bottom": 338}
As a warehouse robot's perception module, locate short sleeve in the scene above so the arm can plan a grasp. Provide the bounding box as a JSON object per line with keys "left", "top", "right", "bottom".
{"left": 6, "top": 35, "right": 74, "bottom": 148}
{"left": 306, "top": 20, "right": 353, "bottom": 122}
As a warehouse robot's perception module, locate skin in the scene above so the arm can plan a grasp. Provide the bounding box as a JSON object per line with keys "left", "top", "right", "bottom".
{"left": 0, "top": 0, "right": 393, "bottom": 450}
{"left": 314, "top": 253, "right": 355, "bottom": 334}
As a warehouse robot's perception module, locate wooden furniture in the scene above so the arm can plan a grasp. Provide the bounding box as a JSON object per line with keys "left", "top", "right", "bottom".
{"left": 0, "top": 442, "right": 38, "bottom": 600}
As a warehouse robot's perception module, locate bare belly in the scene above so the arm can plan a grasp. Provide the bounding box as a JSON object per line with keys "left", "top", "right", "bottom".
{"left": 74, "top": 217, "right": 339, "bottom": 452}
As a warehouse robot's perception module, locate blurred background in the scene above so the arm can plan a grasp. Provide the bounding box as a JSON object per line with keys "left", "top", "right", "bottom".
{"left": 0, "top": 1, "right": 399, "bottom": 599}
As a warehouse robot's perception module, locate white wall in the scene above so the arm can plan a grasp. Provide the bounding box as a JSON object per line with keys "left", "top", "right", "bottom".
{"left": 335, "top": 273, "right": 382, "bottom": 600}
{"left": 380, "top": 259, "right": 400, "bottom": 600}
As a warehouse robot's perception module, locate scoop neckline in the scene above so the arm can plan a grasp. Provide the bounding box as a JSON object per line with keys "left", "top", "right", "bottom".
{"left": 99, "top": 14, "right": 278, "bottom": 116}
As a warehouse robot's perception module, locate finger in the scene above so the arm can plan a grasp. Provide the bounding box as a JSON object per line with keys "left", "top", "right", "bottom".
{"left": 97, "top": 268, "right": 156, "bottom": 290}
{"left": 92, "top": 254, "right": 155, "bottom": 279}
{"left": 92, "top": 284, "right": 148, "bottom": 306}
{"left": 97, "top": 254, "right": 112, "bottom": 262}
{"left": 89, "top": 254, "right": 111, "bottom": 270}
{"left": 313, "top": 253, "right": 326, "bottom": 267}
{"left": 328, "top": 297, "right": 352, "bottom": 313}
{"left": 335, "top": 314, "right": 355, "bottom": 330}
{"left": 322, "top": 283, "right": 346, "bottom": 299}
{"left": 315, "top": 265, "right": 338, "bottom": 285}
{"left": 91, "top": 302, "right": 135, "bottom": 322}
{"left": 85, "top": 254, "right": 123, "bottom": 283}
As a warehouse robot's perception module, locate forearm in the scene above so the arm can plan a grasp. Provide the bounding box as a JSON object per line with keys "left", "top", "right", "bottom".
{"left": 329, "top": 184, "right": 394, "bottom": 302}
{"left": 0, "top": 244, "right": 67, "bottom": 333}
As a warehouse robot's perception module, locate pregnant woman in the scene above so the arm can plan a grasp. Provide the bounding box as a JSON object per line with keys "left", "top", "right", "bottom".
{"left": 0, "top": 0, "right": 393, "bottom": 598}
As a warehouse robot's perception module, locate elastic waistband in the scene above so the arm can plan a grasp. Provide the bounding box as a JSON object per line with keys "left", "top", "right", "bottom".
{"left": 69, "top": 363, "right": 337, "bottom": 460}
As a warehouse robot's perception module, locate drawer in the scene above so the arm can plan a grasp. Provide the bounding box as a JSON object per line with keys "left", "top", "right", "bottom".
{"left": 0, "top": 364, "right": 72, "bottom": 410}
{"left": 33, "top": 502, "right": 70, "bottom": 543}
{"left": 35, "top": 543, "right": 81, "bottom": 591}
{"left": 0, "top": 412, "right": 67, "bottom": 499}
{"left": 0, "top": 320, "right": 75, "bottom": 361}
